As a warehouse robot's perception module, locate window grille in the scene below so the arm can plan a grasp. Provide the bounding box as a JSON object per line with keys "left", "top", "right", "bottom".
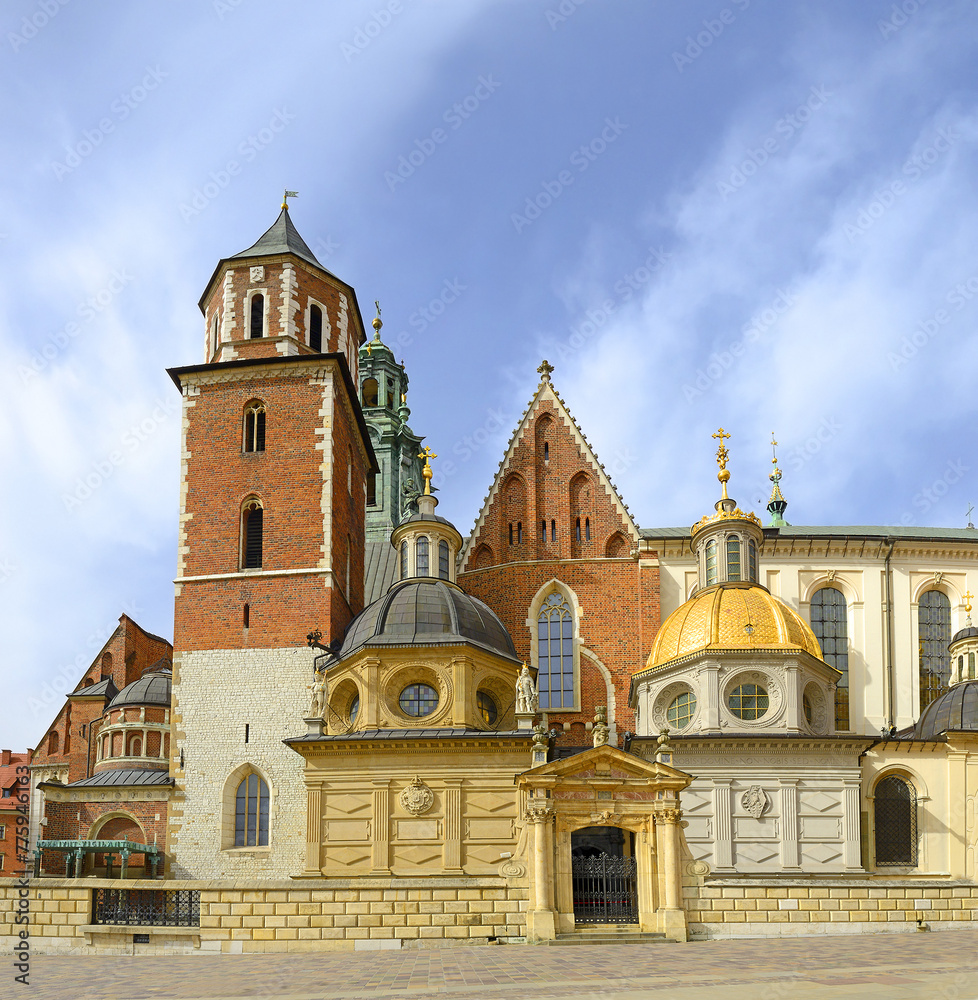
{"left": 811, "top": 587, "right": 849, "bottom": 729}
{"left": 874, "top": 775, "right": 917, "bottom": 866}
{"left": 538, "top": 592, "right": 574, "bottom": 709}
{"left": 249, "top": 294, "right": 263, "bottom": 338}
{"left": 918, "top": 590, "right": 951, "bottom": 712}
{"left": 93, "top": 889, "right": 200, "bottom": 927}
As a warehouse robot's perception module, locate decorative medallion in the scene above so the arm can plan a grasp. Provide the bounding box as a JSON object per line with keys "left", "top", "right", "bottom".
{"left": 250, "top": 265, "right": 264, "bottom": 282}
{"left": 399, "top": 776, "right": 434, "bottom": 816}
{"left": 742, "top": 785, "right": 769, "bottom": 819}
{"left": 499, "top": 859, "right": 526, "bottom": 878}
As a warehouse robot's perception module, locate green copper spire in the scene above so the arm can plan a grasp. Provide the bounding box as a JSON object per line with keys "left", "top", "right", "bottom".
{"left": 767, "top": 433, "right": 790, "bottom": 527}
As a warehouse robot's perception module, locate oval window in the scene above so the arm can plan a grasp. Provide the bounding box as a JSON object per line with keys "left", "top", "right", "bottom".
{"left": 666, "top": 691, "right": 696, "bottom": 730}
{"left": 477, "top": 691, "right": 498, "bottom": 726}
{"left": 728, "top": 683, "right": 769, "bottom": 720}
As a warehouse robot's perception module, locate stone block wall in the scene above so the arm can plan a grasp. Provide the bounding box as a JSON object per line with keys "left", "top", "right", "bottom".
{"left": 684, "top": 876, "right": 978, "bottom": 937}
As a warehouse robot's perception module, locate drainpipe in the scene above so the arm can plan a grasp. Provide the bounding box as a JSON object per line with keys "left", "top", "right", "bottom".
{"left": 883, "top": 538, "right": 896, "bottom": 729}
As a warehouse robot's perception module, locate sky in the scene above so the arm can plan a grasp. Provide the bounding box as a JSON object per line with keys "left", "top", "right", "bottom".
{"left": 2, "top": 0, "right": 977, "bottom": 750}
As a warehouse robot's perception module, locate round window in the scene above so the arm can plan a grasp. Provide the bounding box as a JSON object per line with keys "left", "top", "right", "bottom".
{"left": 803, "top": 691, "right": 812, "bottom": 725}
{"left": 728, "top": 683, "right": 769, "bottom": 720}
{"left": 399, "top": 683, "right": 439, "bottom": 718}
{"left": 667, "top": 691, "right": 696, "bottom": 730}
{"left": 477, "top": 691, "right": 498, "bottom": 726}
{"left": 349, "top": 694, "right": 360, "bottom": 724}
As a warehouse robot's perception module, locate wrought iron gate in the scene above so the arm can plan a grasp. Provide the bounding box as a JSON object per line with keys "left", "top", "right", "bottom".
{"left": 571, "top": 853, "right": 638, "bottom": 924}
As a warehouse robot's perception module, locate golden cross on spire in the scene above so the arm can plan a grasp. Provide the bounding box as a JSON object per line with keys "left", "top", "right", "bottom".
{"left": 712, "top": 428, "right": 731, "bottom": 498}
{"left": 965, "top": 590, "right": 973, "bottom": 613}
{"left": 419, "top": 446, "right": 437, "bottom": 495}
{"left": 537, "top": 359, "right": 554, "bottom": 381}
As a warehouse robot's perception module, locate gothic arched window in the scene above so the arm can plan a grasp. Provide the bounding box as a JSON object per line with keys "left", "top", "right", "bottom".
{"left": 241, "top": 499, "right": 263, "bottom": 569}
{"left": 243, "top": 401, "right": 266, "bottom": 453}
{"left": 874, "top": 775, "right": 916, "bottom": 867}
{"left": 537, "top": 591, "right": 574, "bottom": 710}
{"left": 309, "top": 304, "right": 323, "bottom": 352}
{"left": 234, "top": 773, "right": 269, "bottom": 847}
{"left": 919, "top": 590, "right": 951, "bottom": 712}
{"left": 249, "top": 294, "right": 264, "bottom": 339}
{"left": 811, "top": 587, "right": 848, "bottom": 730}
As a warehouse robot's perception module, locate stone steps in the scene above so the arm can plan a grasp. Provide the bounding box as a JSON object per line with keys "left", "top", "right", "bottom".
{"left": 544, "top": 926, "right": 668, "bottom": 946}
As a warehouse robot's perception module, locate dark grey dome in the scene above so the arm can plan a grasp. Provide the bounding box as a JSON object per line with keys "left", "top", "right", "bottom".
{"left": 338, "top": 579, "right": 518, "bottom": 661}
{"left": 108, "top": 669, "right": 172, "bottom": 710}
{"left": 951, "top": 626, "right": 978, "bottom": 644}
{"left": 398, "top": 511, "right": 457, "bottom": 529}
{"left": 914, "top": 680, "right": 978, "bottom": 739}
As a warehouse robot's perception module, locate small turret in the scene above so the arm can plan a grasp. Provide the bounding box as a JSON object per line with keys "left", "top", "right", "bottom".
{"left": 767, "top": 433, "right": 790, "bottom": 527}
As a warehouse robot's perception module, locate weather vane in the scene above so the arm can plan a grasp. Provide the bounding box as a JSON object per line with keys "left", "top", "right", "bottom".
{"left": 282, "top": 189, "right": 299, "bottom": 210}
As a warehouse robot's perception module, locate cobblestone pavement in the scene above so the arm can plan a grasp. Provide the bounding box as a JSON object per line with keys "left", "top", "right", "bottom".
{"left": 16, "top": 931, "right": 978, "bottom": 1000}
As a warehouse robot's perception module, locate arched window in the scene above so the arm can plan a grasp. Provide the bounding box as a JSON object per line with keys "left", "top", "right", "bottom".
{"left": 416, "top": 536, "right": 429, "bottom": 577}
{"left": 726, "top": 537, "right": 741, "bottom": 581}
{"left": 748, "top": 539, "right": 757, "bottom": 582}
{"left": 243, "top": 402, "right": 266, "bottom": 453}
{"left": 211, "top": 312, "right": 220, "bottom": 357}
{"left": 575, "top": 518, "right": 581, "bottom": 542}
{"left": 400, "top": 540, "right": 408, "bottom": 579}
{"left": 705, "top": 539, "right": 717, "bottom": 586}
{"left": 585, "top": 518, "right": 590, "bottom": 541}
{"left": 970, "top": 652, "right": 976, "bottom": 680}
{"left": 811, "top": 587, "right": 849, "bottom": 730}
{"left": 362, "top": 378, "right": 378, "bottom": 407}
{"left": 366, "top": 470, "right": 377, "bottom": 507}
{"left": 551, "top": 519, "right": 556, "bottom": 542}
{"left": 241, "top": 500, "right": 263, "bottom": 569}
{"left": 249, "top": 294, "right": 264, "bottom": 339}
{"left": 517, "top": 521, "right": 523, "bottom": 543}
{"left": 234, "top": 773, "right": 269, "bottom": 847}
{"left": 541, "top": 520, "right": 547, "bottom": 542}
{"left": 48, "top": 731, "right": 59, "bottom": 755}
{"left": 509, "top": 523, "right": 513, "bottom": 545}
{"left": 919, "top": 590, "right": 951, "bottom": 711}
{"left": 537, "top": 591, "right": 574, "bottom": 710}
{"left": 128, "top": 736, "right": 142, "bottom": 757}
{"left": 438, "top": 540, "right": 450, "bottom": 580}
{"left": 874, "top": 775, "right": 916, "bottom": 867}
{"left": 309, "top": 304, "right": 323, "bottom": 352}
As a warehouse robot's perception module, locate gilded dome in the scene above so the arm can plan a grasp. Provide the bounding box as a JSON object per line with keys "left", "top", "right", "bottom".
{"left": 639, "top": 583, "right": 823, "bottom": 673}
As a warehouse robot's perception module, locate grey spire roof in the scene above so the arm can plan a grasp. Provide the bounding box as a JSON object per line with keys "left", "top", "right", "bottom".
{"left": 230, "top": 208, "right": 322, "bottom": 269}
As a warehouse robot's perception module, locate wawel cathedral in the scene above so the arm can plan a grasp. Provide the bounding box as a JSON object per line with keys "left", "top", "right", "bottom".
{"left": 18, "top": 204, "right": 978, "bottom": 952}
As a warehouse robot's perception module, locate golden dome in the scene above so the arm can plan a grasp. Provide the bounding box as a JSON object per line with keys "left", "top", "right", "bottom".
{"left": 639, "top": 583, "right": 823, "bottom": 674}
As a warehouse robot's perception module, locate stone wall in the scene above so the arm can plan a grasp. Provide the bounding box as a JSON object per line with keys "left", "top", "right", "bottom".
{"left": 685, "top": 876, "right": 978, "bottom": 937}
{"left": 0, "top": 877, "right": 529, "bottom": 954}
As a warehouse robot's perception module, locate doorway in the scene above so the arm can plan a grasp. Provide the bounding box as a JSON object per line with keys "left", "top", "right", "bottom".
{"left": 571, "top": 825, "right": 638, "bottom": 924}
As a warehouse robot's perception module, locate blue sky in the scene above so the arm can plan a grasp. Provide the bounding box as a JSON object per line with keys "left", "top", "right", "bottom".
{"left": 2, "top": 0, "right": 977, "bottom": 749}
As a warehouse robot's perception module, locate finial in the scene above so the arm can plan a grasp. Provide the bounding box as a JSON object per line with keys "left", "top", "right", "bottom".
{"left": 767, "top": 431, "right": 789, "bottom": 527}
{"left": 372, "top": 300, "right": 383, "bottom": 337}
{"left": 966, "top": 590, "right": 974, "bottom": 626}
{"left": 419, "top": 446, "right": 437, "bottom": 495}
{"left": 712, "top": 427, "right": 731, "bottom": 499}
{"left": 282, "top": 189, "right": 298, "bottom": 210}
{"left": 537, "top": 359, "right": 554, "bottom": 381}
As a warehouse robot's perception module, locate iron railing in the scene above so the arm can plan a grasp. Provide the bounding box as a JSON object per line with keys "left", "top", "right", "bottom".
{"left": 572, "top": 853, "right": 638, "bottom": 924}
{"left": 874, "top": 776, "right": 918, "bottom": 866}
{"left": 92, "top": 888, "right": 200, "bottom": 927}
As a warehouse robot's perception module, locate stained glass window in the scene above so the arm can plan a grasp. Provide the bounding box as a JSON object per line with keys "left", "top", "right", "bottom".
{"left": 234, "top": 773, "right": 269, "bottom": 847}
{"left": 537, "top": 592, "right": 574, "bottom": 709}
{"left": 811, "top": 587, "right": 849, "bottom": 730}
{"left": 728, "top": 683, "right": 768, "bottom": 720}
{"left": 416, "top": 536, "right": 429, "bottom": 577}
{"left": 399, "top": 683, "right": 438, "bottom": 717}
{"left": 726, "top": 537, "right": 741, "bottom": 582}
{"left": 667, "top": 691, "right": 696, "bottom": 730}
{"left": 918, "top": 590, "right": 951, "bottom": 712}
{"left": 477, "top": 691, "right": 498, "bottom": 726}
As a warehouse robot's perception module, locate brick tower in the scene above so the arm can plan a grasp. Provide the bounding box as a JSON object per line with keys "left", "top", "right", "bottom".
{"left": 166, "top": 202, "right": 377, "bottom": 877}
